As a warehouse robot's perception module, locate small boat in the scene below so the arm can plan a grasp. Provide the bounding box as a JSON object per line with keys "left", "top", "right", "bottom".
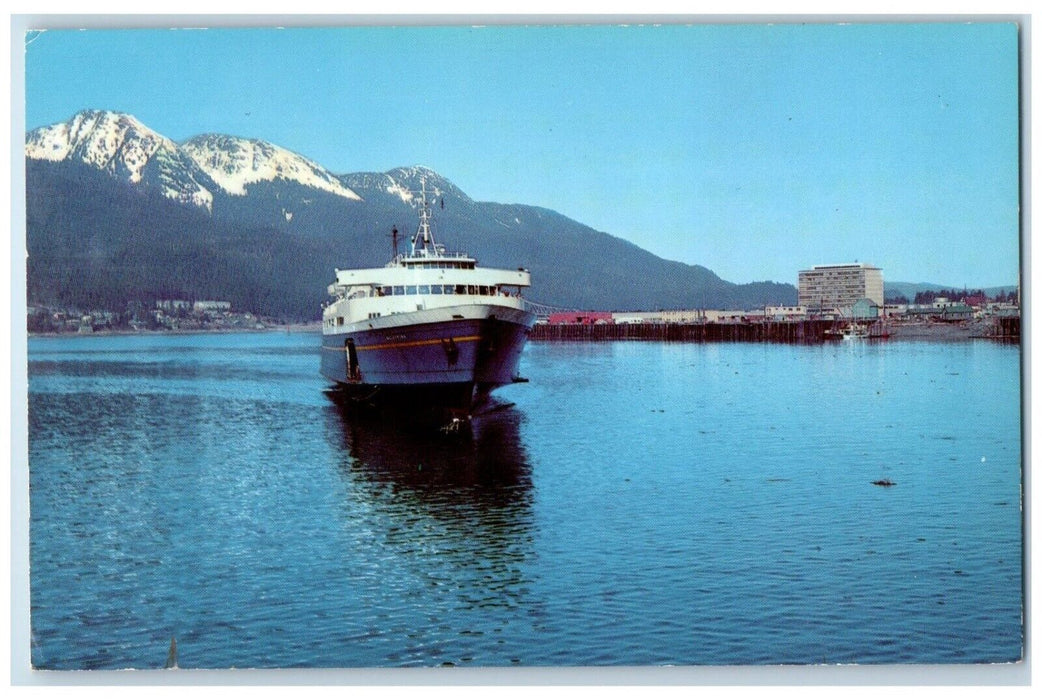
{"left": 320, "top": 180, "right": 535, "bottom": 416}
{"left": 825, "top": 322, "right": 870, "bottom": 340}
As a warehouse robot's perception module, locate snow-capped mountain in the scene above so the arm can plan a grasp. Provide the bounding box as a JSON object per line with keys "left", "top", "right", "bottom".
{"left": 25, "top": 110, "right": 215, "bottom": 210}
{"left": 25, "top": 110, "right": 361, "bottom": 211}
{"left": 342, "top": 166, "right": 473, "bottom": 206}
{"left": 337, "top": 167, "right": 477, "bottom": 231}
{"left": 181, "top": 133, "right": 360, "bottom": 200}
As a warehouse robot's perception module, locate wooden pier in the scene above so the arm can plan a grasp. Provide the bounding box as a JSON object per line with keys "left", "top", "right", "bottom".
{"left": 530, "top": 320, "right": 838, "bottom": 343}
{"left": 996, "top": 316, "right": 1020, "bottom": 339}
{"left": 530, "top": 317, "right": 1021, "bottom": 343}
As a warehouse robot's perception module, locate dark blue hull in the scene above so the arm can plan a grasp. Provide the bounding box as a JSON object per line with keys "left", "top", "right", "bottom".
{"left": 320, "top": 308, "right": 534, "bottom": 412}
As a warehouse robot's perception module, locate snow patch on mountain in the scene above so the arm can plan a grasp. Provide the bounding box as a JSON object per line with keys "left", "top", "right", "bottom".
{"left": 25, "top": 121, "right": 75, "bottom": 162}
{"left": 383, "top": 166, "right": 474, "bottom": 208}
{"left": 386, "top": 179, "right": 414, "bottom": 203}
{"left": 152, "top": 153, "right": 215, "bottom": 210}
{"left": 182, "top": 134, "right": 361, "bottom": 200}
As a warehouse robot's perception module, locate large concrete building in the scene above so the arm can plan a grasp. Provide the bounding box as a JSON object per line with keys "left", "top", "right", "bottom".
{"left": 193, "top": 300, "right": 232, "bottom": 312}
{"left": 798, "top": 263, "right": 884, "bottom": 310}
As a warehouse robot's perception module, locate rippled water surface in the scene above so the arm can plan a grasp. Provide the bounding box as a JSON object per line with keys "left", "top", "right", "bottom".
{"left": 27, "top": 333, "right": 1022, "bottom": 668}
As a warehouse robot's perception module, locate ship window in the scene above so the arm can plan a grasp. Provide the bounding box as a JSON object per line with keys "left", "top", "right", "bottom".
{"left": 479, "top": 286, "right": 489, "bottom": 295}
{"left": 443, "top": 285, "right": 454, "bottom": 295}
{"left": 406, "top": 285, "right": 417, "bottom": 295}
{"left": 393, "top": 286, "right": 405, "bottom": 295}
{"left": 381, "top": 286, "right": 391, "bottom": 296}
{"left": 418, "top": 285, "right": 430, "bottom": 294}
{"left": 456, "top": 285, "right": 467, "bottom": 295}
{"left": 431, "top": 285, "right": 443, "bottom": 294}
{"left": 467, "top": 285, "right": 478, "bottom": 295}
{"left": 337, "top": 317, "right": 344, "bottom": 326}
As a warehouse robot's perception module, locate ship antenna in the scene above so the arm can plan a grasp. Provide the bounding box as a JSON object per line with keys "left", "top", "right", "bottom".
{"left": 411, "top": 177, "right": 438, "bottom": 256}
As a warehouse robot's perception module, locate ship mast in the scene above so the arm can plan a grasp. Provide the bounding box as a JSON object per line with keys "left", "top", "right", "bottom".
{"left": 410, "top": 178, "right": 439, "bottom": 257}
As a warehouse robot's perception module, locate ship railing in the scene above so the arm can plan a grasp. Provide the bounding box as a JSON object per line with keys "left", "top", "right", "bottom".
{"left": 403, "top": 249, "right": 471, "bottom": 260}
{"left": 522, "top": 299, "right": 579, "bottom": 316}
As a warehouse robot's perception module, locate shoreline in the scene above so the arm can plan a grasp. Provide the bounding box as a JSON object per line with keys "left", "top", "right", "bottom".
{"left": 25, "top": 319, "right": 1018, "bottom": 343}
{"left": 28, "top": 321, "right": 322, "bottom": 339}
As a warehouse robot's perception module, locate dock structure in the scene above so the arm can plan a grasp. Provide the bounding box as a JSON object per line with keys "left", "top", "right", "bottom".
{"left": 996, "top": 316, "right": 1020, "bottom": 339}
{"left": 530, "top": 315, "right": 1021, "bottom": 343}
{"left": 530, "top": 319, "right": 838, "bottom": 343}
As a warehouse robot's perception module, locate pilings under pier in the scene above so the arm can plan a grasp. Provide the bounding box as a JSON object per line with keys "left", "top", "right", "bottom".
{"left": 996, "top": 316, "right": 1020, "bottom": 339}
{"left": 530, "top": 317, "right": 1021, "bottom": 343}
{"left": 530, "top": 320, "right": 839, "bottom": 343}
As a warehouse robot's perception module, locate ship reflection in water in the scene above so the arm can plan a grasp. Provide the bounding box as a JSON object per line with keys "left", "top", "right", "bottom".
{"left": 324, "top": 392, "right": 533, "bottom": 493}
{"left": 322, "top": 394, "right": 539, "bottom": 642}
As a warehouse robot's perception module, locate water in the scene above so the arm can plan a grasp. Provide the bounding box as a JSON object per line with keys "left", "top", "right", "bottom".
{"left": 26, "top": 333, "right": 1023, "bottom": 669}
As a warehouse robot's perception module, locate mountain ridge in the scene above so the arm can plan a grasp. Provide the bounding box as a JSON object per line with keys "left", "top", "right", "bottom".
{"left": 182, "top": 133, "right": 362, "bottom": 200}
{"left": 885, "top": 281, "right": 1017, "bottom": 300}
{"left": 26, "top": 109, "right": 801, "bottom": 318}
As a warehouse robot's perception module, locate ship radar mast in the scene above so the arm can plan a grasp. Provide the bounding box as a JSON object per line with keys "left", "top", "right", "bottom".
{"left": 410, "top": 178, "right": 442, "bottom": 257}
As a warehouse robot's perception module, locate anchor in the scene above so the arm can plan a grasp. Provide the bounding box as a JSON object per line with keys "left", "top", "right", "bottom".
{"left": 441, "top": 337, "right": 459, "bottom": 365}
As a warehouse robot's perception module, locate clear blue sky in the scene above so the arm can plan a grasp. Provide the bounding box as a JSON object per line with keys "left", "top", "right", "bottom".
{"left": 23, "top": 22, "right": 1021, "bottom": 288}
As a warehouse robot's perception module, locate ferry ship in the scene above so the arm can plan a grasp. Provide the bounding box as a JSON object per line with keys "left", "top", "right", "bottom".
{"left": 320, "top": 182, "right": 535, "bottom": 415}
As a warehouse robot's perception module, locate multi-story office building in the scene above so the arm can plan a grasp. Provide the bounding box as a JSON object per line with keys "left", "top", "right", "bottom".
{"left": 798, "top": 263, "right": 884, "bottom": 310}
